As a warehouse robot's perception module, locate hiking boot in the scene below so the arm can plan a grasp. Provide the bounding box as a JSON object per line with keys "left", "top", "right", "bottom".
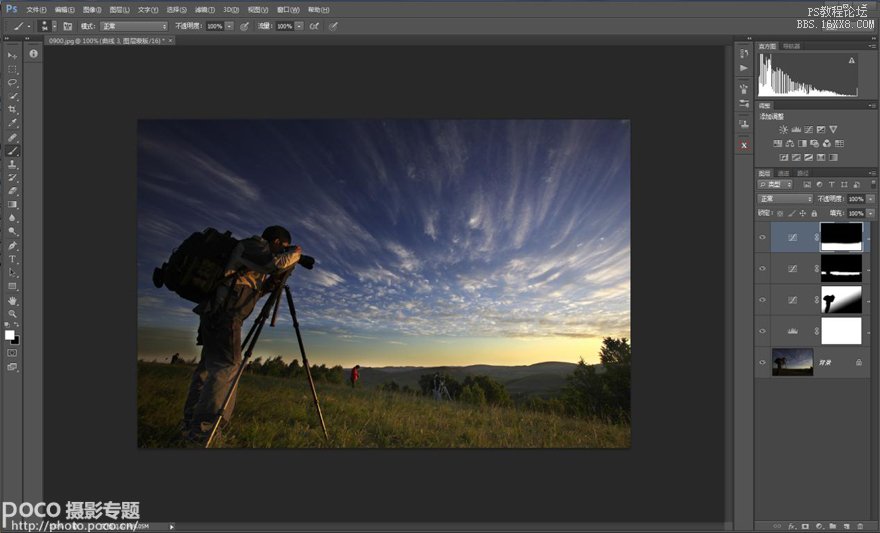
{"left": 187, "top": 420, "right": 226, "bottom": 447}
{"left": 177, "top": 419, "right": 191, "bottom": 440}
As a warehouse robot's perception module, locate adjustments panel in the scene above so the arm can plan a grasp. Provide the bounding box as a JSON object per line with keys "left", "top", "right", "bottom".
{"left": 742, "top": 36, "right": 880, "bottom": 531}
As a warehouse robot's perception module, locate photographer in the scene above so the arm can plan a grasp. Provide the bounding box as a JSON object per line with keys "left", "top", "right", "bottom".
{"left": 181, "top": 225, "right": 303, "bottom": 444}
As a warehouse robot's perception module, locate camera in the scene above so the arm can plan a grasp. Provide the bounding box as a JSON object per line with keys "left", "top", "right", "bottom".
{"left": 283, "top": 245, "right": 315, "bottom": 270}
{"left": 298, "top": 254, "right": 315, "bottom": 270}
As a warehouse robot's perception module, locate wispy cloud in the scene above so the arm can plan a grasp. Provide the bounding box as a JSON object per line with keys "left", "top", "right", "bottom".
{"left": 308, "top": 269, "right": 345, "bottom": 288}
{"left": 139, "top": 135, "right": 260, "bottom": 202}
{"left": 138, "top": 119, "right": 631, "bottom": 362}
{"left": 386, "top": 241, "right": 420, "bottom": 272}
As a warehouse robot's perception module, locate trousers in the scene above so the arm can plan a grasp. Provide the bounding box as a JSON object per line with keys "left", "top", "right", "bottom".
{"left": 183, "top": 284, "right": 260, "bottom": 429}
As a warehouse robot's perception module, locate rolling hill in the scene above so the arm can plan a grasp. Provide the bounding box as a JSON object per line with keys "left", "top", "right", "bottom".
{"left": 356, "top": 361, "right": 594, "bottom": 398}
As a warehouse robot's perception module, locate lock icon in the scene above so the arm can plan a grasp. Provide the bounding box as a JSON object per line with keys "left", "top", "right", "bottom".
{"left": 856, "top": 359, "right": 863, "bottom": 367}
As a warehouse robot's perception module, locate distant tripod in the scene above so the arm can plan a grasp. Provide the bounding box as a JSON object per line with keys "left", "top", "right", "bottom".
{"left": 432, "top": 376, "right": 453, "bottom": 401}
{"left": 205, "top": 268, "right": 329, "bottom": 448}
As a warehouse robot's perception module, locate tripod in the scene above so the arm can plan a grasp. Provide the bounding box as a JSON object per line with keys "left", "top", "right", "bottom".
{"left": 432, "top": 377, "right": 452, "bottom": 401}
{"left": 204, "top": 268, "right": 329, "bottom": 448}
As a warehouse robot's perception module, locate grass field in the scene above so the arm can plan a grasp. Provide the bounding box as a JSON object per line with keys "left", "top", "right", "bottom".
{"left": 137, "top": 362, "right": 631, "bottom": 448}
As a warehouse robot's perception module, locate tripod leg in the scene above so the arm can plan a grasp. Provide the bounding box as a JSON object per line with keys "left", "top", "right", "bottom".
{"left": 284, "top": 285, "right": 329, "bottom": 441}
{"left": 204, "top": 285, "right": 280, "bottom": 448}
{"left": 240, "top": 311, "right": 261, "bottom": 350}
{"left": 270, "top": 279, "right": 284, "bottom": 327}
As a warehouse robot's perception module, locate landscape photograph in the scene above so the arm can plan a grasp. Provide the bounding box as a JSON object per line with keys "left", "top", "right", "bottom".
{"left": 137, "top": 119, "right": 632, "bottom": 448}
{"left": 772, "top": 348, "right": 814, "bottom": 377}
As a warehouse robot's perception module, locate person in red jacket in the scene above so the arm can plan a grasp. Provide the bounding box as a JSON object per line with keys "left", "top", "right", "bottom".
{"left": 350, "top": 365, "right": 360, "bottom": 388}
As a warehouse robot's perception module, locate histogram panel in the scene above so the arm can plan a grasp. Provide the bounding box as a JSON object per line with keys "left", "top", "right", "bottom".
{"left": 758, "top": 53, "right": 859, "bottom": 97}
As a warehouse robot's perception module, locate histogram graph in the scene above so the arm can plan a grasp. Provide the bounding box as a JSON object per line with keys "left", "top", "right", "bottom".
{"left": 758, "top": 53, "right": 859, "bottom": 97}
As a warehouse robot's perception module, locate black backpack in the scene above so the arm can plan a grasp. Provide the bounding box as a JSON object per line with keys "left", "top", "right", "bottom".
{"left": 152, "top": 228, "right": 240, "bottom": 304}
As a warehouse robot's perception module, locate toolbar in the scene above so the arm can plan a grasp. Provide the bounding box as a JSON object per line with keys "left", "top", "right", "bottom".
{"left": 1, "top": 2, "right": 877, "bottom": 39}
{"left": 1, "top": 40, "right": 27, "bottom": 376}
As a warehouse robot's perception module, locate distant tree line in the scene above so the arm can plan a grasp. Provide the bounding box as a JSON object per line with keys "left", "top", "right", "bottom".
{"left": 245, "top": 356, "right": 346, "bottom": 384}
{"left": 167, "top": 353, "right": 196, "bottom": 365}
{"left": 235, "top": 337, "right": 631, "bottom": 423}
{"left": 377, "top": 380, "right": 417, "bottom": 395}
{"left": 460, "top": 375, "right": 512, "bottom": 407}
{"left": 379, "top": 372, "right": 513, "bottom": 407}
{"left": 379, "top": 337, "right": 632, "bottom": 423}
{"left": 561, "top": 337, "right": 631, "bottom": 422}
{"left": 417, "top": 372, "right": 461, "bottom": 398}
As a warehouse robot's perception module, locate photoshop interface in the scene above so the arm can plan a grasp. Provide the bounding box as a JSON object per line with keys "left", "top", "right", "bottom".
{"left": 0, "top": 1, "right": 878, "bottom": 532}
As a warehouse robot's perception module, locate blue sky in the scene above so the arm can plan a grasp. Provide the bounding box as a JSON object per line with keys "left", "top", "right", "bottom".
{"left": 137, "top": 119, "right": 630, "bottom": 367}
{"left": 772, "top": 348, "right": 813, "bottom": 370}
